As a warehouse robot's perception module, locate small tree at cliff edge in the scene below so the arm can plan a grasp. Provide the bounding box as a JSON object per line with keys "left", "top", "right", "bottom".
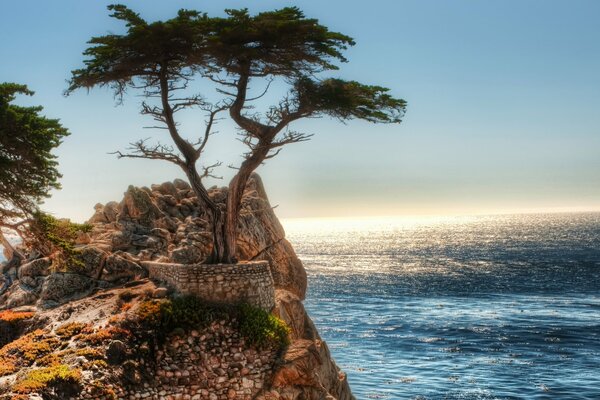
{"left": 69, "top": 5, "right": 407, "bottom": 264}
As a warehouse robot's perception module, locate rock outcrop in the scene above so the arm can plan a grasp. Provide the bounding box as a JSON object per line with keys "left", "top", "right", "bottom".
{"left": 0, "top": 175, "right": 352, "bottom": 399}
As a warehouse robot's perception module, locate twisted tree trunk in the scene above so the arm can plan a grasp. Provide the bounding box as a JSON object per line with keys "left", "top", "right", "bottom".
{"left": 224, "top": 144, "right": 270, "bottom": 263}
{"left": 184, "top": 164, "right": 228, "bottom": 264}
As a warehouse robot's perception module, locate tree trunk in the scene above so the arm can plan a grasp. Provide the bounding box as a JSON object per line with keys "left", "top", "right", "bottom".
{"left": 183, "top": 164, "right": 228, "bottom": 264}
{"left": 0, "top": 231, "right": 23, "bottom": 276}
{"left": 224, "top": 146, "right": 270, "bottom": 263}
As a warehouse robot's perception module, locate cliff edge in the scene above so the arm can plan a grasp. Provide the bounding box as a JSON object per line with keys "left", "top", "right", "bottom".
{"left": 0, "top": 175, "right": 354, "bottom": 400}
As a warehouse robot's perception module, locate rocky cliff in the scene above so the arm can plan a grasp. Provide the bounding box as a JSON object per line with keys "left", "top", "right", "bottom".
{"left": 0, "top": 175, "right": 354, "bottom": 400}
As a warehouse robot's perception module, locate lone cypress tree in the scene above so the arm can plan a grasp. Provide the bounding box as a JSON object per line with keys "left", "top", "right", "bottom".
{"left": 0, "top": 83, "right": 69, "bottom": 265}
{"left": 69, "top": 5, "right": 406, "bottom": 264}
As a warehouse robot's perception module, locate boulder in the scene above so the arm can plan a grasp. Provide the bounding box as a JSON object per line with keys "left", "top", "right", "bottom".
{"left": 173, "top": 178, "right": 191, "bottom": 191}
{"left": 268, "top": 339, "right": 353, "bottom": 400}
{"left": 170, "top": 245, "right": 205, "bottom": 264}
{"left": 106, "top": 340, "right": 128, "bottom": 364}
{"left": 88, "top": 203, "right": 108, "bottom": 223}
{"left": 119, "top": 185, "right": 163, "bottom": 225}
{"left": 73, "top": 246, "right": 107, "bottom": 278}
{"left": 18, "top": 257, "right": 52, "bottom": 279}
{"left": 39, "top": 273, "right": 96, "bottom": 305}
{"left": 4, "top": 285, "right": 39, "bottom": 308}
{"left": 101, "top": 254, "right": 146, "bottom": 283}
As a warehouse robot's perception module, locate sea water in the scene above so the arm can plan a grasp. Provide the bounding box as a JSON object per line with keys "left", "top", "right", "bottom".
{"left": 284, "top": 213, "right": 600, "bottom": 400}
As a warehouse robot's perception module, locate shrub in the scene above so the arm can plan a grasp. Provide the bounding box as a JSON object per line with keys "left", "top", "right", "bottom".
{"left": 0, "top": 356, "right": 17, "bottom": 376}
{"left": 76, "top": 326, "right": 131, "bottom": 345}
{"left": 0, "top": 330, "right": 59, "bottom": 364}
{"left": 29, "top": 211, "right": 92, "bottom": 270}
{"left": 133, "top": 296, "right": 290, "bottom": 349}
{"left": 238, "top": 304, "right": 290, "bottom": 349}
{"left": 55, "top": 322, "right": 87, "bottom": 338}
{"left": 75, "top": 348, "right": 104, "bottom": 359}
{"left": 12, "top": 364, "right": 81, "bottom": 394}
{"left": 0, "top": 310, "right": 34, "bottom": 323}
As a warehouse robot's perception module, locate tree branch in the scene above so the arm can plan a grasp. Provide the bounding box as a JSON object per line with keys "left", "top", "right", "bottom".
{"left": 110, "top": 139, "right": 184, "bottom": 166}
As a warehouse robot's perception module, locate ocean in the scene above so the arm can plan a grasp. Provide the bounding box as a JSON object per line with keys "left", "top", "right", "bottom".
{"left": 284, "top": 213, "right": 600, "bottom": 400}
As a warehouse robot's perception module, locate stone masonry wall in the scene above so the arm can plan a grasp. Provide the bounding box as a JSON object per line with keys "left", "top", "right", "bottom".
{"left": 143, "top": 261, "right": 275, "bottom": 311}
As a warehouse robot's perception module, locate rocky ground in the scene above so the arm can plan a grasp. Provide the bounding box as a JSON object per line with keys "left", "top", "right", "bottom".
{"left": 0, "top": 175, "right": 354, "bottom": 400}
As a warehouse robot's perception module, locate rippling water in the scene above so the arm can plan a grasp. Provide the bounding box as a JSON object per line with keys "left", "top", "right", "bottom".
{"left": 283, "top": 213, "right": 600, "bottom": 400}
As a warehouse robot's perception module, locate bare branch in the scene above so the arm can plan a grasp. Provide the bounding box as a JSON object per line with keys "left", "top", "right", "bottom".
{"left": 246, "top": 77, "right": 274, "bottom": 102}
{"left": 200, "top": 161, "right": 223, "bottom": 179}
{"left": 110, "top": 139, "right": 184, "bottom": 166}
{"left": 206, "top": 74, "right": 237, "bottom": 87}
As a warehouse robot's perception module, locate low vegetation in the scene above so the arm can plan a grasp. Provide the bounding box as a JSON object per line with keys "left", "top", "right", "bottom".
{"left": 0, "top": 310, "right": 34, "bottom": 323}
{"left": 29, "top": 211, "right": 92, "bottom": 271}
{"left": 135, "top": 295, "right": 290, "bottom": 349}
{"left": 12, "top": 364, "right": 81, "bottom": 394}
{"left": 55, "top": 321, "right": 87, "bottom": 338}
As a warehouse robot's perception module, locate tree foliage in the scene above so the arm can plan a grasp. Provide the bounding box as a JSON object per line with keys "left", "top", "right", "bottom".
{"left": 0, "top": 83, "right": 69, "bottom": 253}
{"left": 68, "top": 5, "right": 407, "bottom": 263}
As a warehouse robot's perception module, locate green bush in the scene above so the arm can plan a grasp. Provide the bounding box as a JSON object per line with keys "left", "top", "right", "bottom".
{"left": 238, "top": 303, "right": 291, "bottom": 348}
{"left": 134, "top": 296, "right": 290, "bottom": 349}
{"left": 30, "top": 211, "right": 92, "bottom": 270}
{"left": 12, "top": 364, "right": 81, "bottom": 394}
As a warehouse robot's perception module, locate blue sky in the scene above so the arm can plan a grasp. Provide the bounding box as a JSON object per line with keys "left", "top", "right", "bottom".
{"left": 1, "top": 0, "right": 599, "bottom": 220}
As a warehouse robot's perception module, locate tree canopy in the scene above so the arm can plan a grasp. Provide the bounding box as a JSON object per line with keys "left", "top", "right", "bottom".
{"left": 0, "top": 83, "right": 69, "bottom": 259}
{"left": 68, "top": 5, "right": 407, "bottom": 263}
{"left": 0, "top": 83, "right": 69, "bottom": 229}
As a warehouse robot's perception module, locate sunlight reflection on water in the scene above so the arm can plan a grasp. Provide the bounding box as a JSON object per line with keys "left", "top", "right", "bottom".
{"left": 284, "top": 213, "right": 600, "bottom": 399}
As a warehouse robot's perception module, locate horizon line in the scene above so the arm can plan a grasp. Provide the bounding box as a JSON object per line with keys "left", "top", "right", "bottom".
{"left": 280, "top": 207, "right": 600, "bottom": 221}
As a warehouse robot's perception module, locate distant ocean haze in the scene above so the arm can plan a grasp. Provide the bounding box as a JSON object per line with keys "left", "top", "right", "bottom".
{"left": 284, "top": 212, "right": 600, "bottom": 399}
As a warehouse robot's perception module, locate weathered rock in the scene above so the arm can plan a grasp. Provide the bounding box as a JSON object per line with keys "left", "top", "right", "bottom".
{"left": 273, "top": 290, "right": 319, "bottom": 341}
{"left": 18, "top": 257, "right": 52, "bottom": 279}
{"left": 119, "top": 185, "right": 163, "bottom": 225}
{"left": 39, "top": 273, "right": 96, "bottom": 305}
{"left": 254, "top": 239, "right": 307, "bottom": 300}
{"left": 3, "top": 285, "right": 38, "bottom": 308}
{"left": 173, "top": 178, "right": 191, "bottom": 191}
{"left": 170, "top": 245, "right": 204, "bottom": 264}
{"left": 269, "top": 339, "right": 354, "bottom": 400}
{"left": 74, "top": 231, "right": 92, "bottom": 245}
{"left": 107, "top": 340, "right": 128, "bottom": 364}
{"left": 73, "top": 246, "right": 107, "bottom": 278}
{"left": 102, "top": 254, "right": 146, "bottom": 283}
{"left": 152, "top": 287, "right": 168, "bottom": 298}
{"left": 236, "top": 175, "right": 307, "bottom": 299}
{"left": 88, "top": 203, "right": 108, "bottom": 223}
{"left": 89, "top": 201, "right": 120, "bottom": 224}
{"left": 103, "top": 201, "right": 120, "bottom": 223}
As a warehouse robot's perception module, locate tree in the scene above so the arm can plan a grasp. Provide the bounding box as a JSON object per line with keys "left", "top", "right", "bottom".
{"left": 208, "top": 9, "right": 407, "bottom": 262}
{"left": 67, "top": 5, "right": 229, "bottom": 262}
{"left": 69, "top": 5, "right": 407, "bottom": 264}
{"left": 0, "top": 83, "right": 70, "bottom": 268}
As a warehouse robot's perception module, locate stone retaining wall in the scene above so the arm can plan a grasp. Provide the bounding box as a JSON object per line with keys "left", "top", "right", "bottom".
{"left": 143, "top": 261, "right": 275, "bottom": 311}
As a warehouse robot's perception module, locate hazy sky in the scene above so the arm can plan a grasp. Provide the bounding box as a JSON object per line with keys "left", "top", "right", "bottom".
{"left": 1, "top": 0, "right": 599, "bottom": 221}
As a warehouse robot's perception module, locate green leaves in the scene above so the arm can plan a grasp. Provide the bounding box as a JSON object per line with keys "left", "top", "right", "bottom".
{"left": 67, "top": 4, "right": 356, "bottom": 95}
{"left": 208, "top": 6, "right": 355, "bottom": 75}
{"left": 0, "top": 83, "right": 69, "bottom": 222}
{"left": 295, "top": 77, "right": 407, "bottom": 123}
{"left": 68, "top": 4, "right": 212, "bottom": 95}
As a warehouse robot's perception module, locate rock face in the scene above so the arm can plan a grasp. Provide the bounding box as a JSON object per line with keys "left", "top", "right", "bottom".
{"left": 0, "top": 175, "right": 352, "bottom": 399}
{"left": 86, "top": 174, "right": 307, "bottom": 299}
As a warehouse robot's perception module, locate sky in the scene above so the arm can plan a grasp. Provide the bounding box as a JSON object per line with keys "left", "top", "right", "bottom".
{"left": 1, "top": 0, "right": 599, "bottom": 221}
